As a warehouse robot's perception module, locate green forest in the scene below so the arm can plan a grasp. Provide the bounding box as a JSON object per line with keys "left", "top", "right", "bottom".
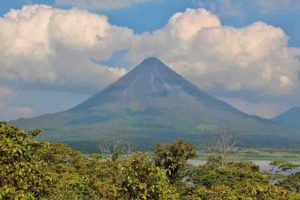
{"left": 1, "top": 122, "right": 300, "bottom": 200}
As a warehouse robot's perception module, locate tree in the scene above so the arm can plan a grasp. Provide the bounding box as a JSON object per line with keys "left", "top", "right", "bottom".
{"left": 270, "top": 160, "right": 300, "bottom": 193}
{"left": 121, "top": 153, "right": 178, "bottom": 199}
{"left": 154, "top": 140, "right": 197, "bottom": 181}
{"left": 277, "top": 172, "right": 300, "bottom": 193}
{"left": 186, "top": 163, "right": 268, "bottom": 188}
{"left": 98, "top": 139, "right": 134, "bottom": 161}
{"left": 1, "top": 122, "right": 299, "bottom": 199}
{"left": 0, "top": 122, "right": 53, "bottom": 199}
{"left": 81, "top": 153, "right": 178, "bottom": 200}
{"left": 207, "top": 127, "right": 236, "bottom": 167}
{"left": 184, "top": 163, "right": 300, "bottom": 200}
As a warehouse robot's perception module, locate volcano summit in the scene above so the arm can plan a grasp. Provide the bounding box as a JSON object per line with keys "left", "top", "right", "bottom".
{"left": 13, "top": 58, "right": 299, "bottom": 151}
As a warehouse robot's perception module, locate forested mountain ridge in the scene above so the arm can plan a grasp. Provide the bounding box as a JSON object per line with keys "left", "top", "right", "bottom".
{"left": 272, "top": 107, "right": 300, "bottom": 128}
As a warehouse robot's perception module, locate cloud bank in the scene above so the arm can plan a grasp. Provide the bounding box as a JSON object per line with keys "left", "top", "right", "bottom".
{"left": 1, "top": 5, "right": 300, "bottom": 119}
{"left": 126, "top": 8, "right": 300, "bottom": 96}
{"left": 0, "top": 5, "right": 129, "bottom": 91}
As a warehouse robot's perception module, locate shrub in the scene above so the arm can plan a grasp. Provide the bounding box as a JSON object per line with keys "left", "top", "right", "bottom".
{"left": 154, "top": 140, "right": 197, "bottom": 181}
{"left": 0, "top": 122, "right": 53, "bottom": 199}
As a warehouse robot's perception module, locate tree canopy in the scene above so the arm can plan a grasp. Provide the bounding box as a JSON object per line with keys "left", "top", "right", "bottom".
{"left": 0, "top": 122, "right": 299, "bottom": 199}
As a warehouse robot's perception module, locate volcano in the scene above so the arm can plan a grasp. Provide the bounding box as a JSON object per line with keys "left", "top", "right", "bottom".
{"left": 272, "top": 107, "right": 300, "bottom": 128}
{"left": 12, "top": 58, "right": 299, "bottom": 151}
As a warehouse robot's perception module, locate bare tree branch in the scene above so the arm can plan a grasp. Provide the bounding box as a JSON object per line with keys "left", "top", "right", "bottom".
{"left": 98, "top": 138, "right": 135, "bottom": 161}
{"left": 207, "top": 126, "right": 237, "bottom": 167}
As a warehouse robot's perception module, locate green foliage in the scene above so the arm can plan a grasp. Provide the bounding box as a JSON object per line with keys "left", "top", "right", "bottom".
{"left": 181, "top": 183, "right": 300, "bottom": 200}
{"left": 1, "top": 123, "right": 300, "bottom": 199}
{"left": 277, "top": 172, "right": 300, "bottom": 193}
{"left": 79, "top": 153, "right": 177, "bottom": 199}
{"left": 35, "top": 142, "right": 177, "bottom": 199}
{"left": 270, "top": 160, "right": 300, "bottom": 172}
{"left": 154, "top": 140, "right": 197, "bottom": 181}
{"left": 183, "top": 162, "right": 300, "bottom": 199}
{"left": 196, "top": 124, "right": 223, "bottom": 132}
{"left": 120, "top": 153, "right": 178, "bottom": 199}
{"left": 206, "top": 154, "right": 224, "bottom": 168}
{"left": 111, "top": 148, "right": 124, "bottom": 162}
{"left": 0, "top": 122, "right": 53, "bottom": 199}
{"left": 47, "top": 174, "right": 93, "bottom": 200}
{"left": 36, "top": 143, "right": 88, "bottom": 173}
{"left": 186, "top": 163, "right": 269, "bottom": 188}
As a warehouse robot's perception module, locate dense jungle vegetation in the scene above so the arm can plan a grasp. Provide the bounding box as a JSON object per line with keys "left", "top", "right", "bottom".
{"left": 0, "top": 122, "right": 300, "bottom": 199}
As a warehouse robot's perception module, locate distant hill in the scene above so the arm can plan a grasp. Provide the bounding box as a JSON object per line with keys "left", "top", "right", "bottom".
{"left": 12, "top": 58, "right": 300, "bottom": 151}
{"left": 272, "top": 107, "right": 300, "bottom": 128}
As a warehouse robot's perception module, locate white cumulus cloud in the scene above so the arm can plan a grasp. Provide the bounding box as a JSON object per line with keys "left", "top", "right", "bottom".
{"left": 1, "top": 5, "right": 300, "bottom": 118}
{"left": 0, "top": 5, "right": 130, "bottom": 90}
{"left": 1, "top": 5, "right": 299, "bottom": 97}
{"left": 166, "top": 8, "right": 221, "bottom": 40}
{"left": 126, "top": 8, "right": 300, "bottom": 96}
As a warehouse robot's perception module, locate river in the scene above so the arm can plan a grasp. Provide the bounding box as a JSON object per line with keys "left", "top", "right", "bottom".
{"left": 189, "top": 160, "right": 300, "bottom": 175}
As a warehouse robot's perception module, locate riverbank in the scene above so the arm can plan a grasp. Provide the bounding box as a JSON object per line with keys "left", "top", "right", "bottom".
{"left": 197, "top": 148, "right": 300, "bottom": 161}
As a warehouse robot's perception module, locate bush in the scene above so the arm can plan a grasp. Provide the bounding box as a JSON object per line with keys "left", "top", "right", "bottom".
{"left": 186, "top": 164, "right": 269, "bottom": 188}
{"left": 183, "top": 163, "right": 300, "bottom": 199}
{"left": 154, "top": 140, "right": 197, "bottom": 181}
{"left": 277, "top": 172, "right": 300, "bottom": 193}
{"left": 91, "top": 153, "right": 177, "bottom": 199}
{"left": 1, "top": 123, "right": 299, "bottom": 199}
{"left": 0, "top": 122, "right": 53, "bottom": 199}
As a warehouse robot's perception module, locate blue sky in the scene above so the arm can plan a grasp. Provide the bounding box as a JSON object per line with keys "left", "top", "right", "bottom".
{"left": 1, "top": 0, "right": 300, "bottom": 120}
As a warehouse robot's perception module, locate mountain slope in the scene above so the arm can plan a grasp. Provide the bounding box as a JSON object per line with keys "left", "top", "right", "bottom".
{"left": 272, "top": 107, "right": 300, "bottom": 128}
{"left": 12, "top": 58, "right": 298, "bottom": 151}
